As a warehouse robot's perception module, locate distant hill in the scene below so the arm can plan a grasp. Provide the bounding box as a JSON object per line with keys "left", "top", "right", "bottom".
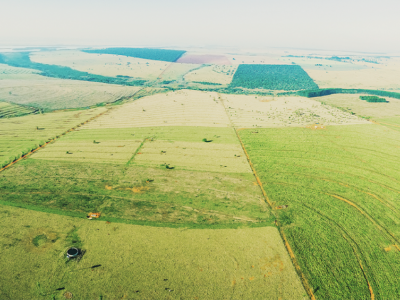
{"left": 83, "top": 47, "right": 186, "bottom": 62}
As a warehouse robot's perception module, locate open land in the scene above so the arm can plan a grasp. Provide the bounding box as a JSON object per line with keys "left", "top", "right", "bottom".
{"left": 30, "top": 50, "right": 170, "bottom": 80}
{"left": 2, "top": 47, "right": 400, "bottom": 299}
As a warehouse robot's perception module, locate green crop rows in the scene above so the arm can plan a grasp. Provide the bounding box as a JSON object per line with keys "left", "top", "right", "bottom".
{"left": 239, "top": 124, "right": 400, "bottom": 299}
{"left": 83, "top": 48, "right": 186, "bottom": 62}
{"left": 230, "top": 64, "right": 318, "bottom": 90}
{"left": 0, "top": 102, "right": 38, "bottom": 118}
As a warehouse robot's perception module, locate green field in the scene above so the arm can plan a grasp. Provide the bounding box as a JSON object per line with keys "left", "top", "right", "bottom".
{"left": 239, "top": 124, "right": 400, "bottom": 299}
{"left": 0, "top": 126, "right": 272, "bottom": 227}
{"left": 0, "top": 205, "right": 306, "bottom": 300}
{"left": 230, "top": 64, "right": 318, "bottom": 90}
{"left": 0, "top": 101, "right": 38, "bottom": 118}
{"left": 0, "top": 107, "right": 106, "bottom": 168}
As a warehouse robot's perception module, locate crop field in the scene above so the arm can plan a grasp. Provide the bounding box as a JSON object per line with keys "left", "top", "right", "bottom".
{"left": 230, "top": 64, "right": 319, "bottom": 90}
{"left": 176, "top": 54, "right": 231, "bottom": 64}
{"left": 184, "top": 64, "right": 238, "bottom": 85}
{"left": 279, "top": 56, "right": 368, "bottom": 71}
{"left": 220, "top": 94, "right": 368, "bottom": 128}
{"left": 0, "top": 77, "right": 142, "bottom": 110}
{"left": 226, "top": 53, "right": 283, "bottom": 65}
{"left": 0, "top": 205, "right": 306, "bottom": 299}
{"left": 312, "top": 93, "right": 400, "bottom": 119}
{"left": 83, "top": 47, "right": 186, "bottom": 62}
{"left": 0, "top": 101, "right": 37, "bottom": 118}
{"left": 239, "top": 124, "right": 400, "bottom": 299}
{"left": 80, "top": 90, "right": 231, "bottom": 128}
{"left": 0, "top": 107, "right": 106, "bottom": 168}
{"left": 157, "top": 62, "right": 202, "bottom": 81}
{"left": 304, "top": 57, "right": 400, "bottom": 90}
{"left": 0, "top": 62, "right": 38, "bottom": 75}
{"left": 30, "top": 50, "right": 170, "bottom": 80}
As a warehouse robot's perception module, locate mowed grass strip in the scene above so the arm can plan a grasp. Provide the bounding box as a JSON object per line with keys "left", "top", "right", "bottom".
{"left": 0, "top": 107, "right": 107, "bottom": 168}
{"left": 239, "top": 124, "right": 400, "bottom": 299}
{"left": 0, "top": 205, "right": 306, "bottom": 300}
{"left": 31, "top": 140, "right": 142, "bottom": 164}
{"left": 135, "top": 140, "right": 251, "bottom": 173}
{"left": 80, "top": 90, "right": 231, "bottom": 129}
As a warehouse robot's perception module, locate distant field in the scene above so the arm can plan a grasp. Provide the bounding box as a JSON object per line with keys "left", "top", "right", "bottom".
{"left": 0, "top": 101, "right": 38, "bottom": 118}
{"left": 80, "top": 90, "right": 231, "bottom": 128}
{"left": 184, "top": 64, "right": 238, "bottom": 85}
{"left": 30, "top": 50, "right": 169, "bottom": 80}
{"left": 0, "top": 62, "right": 38, "bottom": 75}
{"left": 0, "top": 77, "right": 142, "bottom": 110}
{"left": 157, "top": 62, "right": 202, "bottom": 81}
{"left": 305, "top": 57, "right": 400, "bottom": 90}
{"left": 0, "top": 205, "right": 306, "bottom": 300}
{"left": 279, "top": 56, "right": 368, "bottom": 71}
{"left": 312, "top": 93, "right": 400, "bottom": 119}
{"left": 220, "top": 94, "right": 368, "bottom": 128}
{"left": 83, "top": 47, "right": 186, "bottom": 62}
{"left": 0, "top": 107, "right": 106, "bottom": 168}
{"left": 176, "top": 54, "right": 231, "bottom": 64}
{"left": 230, "top": 64, "right": 319, "bottom": 90}
{"left": 239, "top": 124, "right": 400, "bottom": 299}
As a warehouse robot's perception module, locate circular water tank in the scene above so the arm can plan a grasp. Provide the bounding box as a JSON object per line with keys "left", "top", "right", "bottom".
{"left": 66, "top": 247, "right": 80, "bottom": 259}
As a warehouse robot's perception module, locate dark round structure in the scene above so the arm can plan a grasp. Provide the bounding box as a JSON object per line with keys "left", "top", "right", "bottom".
{"left": 66, "top": 247, "right": 80, "bottom": 259}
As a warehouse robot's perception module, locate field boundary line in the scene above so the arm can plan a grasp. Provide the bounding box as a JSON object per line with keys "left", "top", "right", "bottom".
{"left": 234, "top": 128, "right": 315, "bottom": 300}
{"left": 0, "top": 108, "right": 111, "bottom": 173}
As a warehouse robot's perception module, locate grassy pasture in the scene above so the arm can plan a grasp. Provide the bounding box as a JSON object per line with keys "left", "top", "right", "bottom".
{"left": 80, "top": 90, "right": 231, "bottom": 129}
{"left": 0, "top": 107, "right": 106, "bottom": 168}
{"left": 239, "top": 124, "right": 400, "bottom": 299}
{"left": 220, "top": 94, "right": 368, "bottom": 128}
{"left": 0, "top": 77, "right": 142, "bottom": 110}
{"left": 0, "top": 101, "right": 38, "bottom": 118}
{"left": 30, "top": 50, "right": 169, "bottom": 80}
{"left": 158, "top": 63, "right": 202, "bottom": 81}
{"left": 0, "top": 205, "right": 306, "bottom": 300}
{"left": 304, "top": 57, "right": 400, "bottom": 90}
{"left": 312, "top": 93, "right": 400, "bottom": 119}
{"left": 184, "top": 64, "right": 238, "bottom": 85}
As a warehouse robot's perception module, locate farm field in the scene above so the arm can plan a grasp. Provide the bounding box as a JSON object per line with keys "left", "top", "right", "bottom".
{"left": 0, "top": 107, "right": 106, "bottom": 168}
{"left": 239, "top": 124, "right": 400, "bottom": 299}
{"left": 157, "top": 62, "right": 202, "bottom": 81}
{"left": 0, "top": 101, "right": 37, "bottom": 118}
{"left": 184, "top": 64, "right": 238, "bottom": 85}
{"left": 80, "top": 90, "right": 231, "bottom": 128}
{"left": 312, "top": 93, "right": 400, "bottom": 119}
{"left": 304, "top": 58, "right": 400, "bottom": 90}
{"left": 0, "top": 205, "right": 306, "bottom": 300}
{"left": 220, "top": 94, "right": 368, "bottom": 128}
{"left": 0, "top": 76, "right": 142, "bottom": 110}
{"left": 30, "top": 50, "right": 170, "bottom": 80}
{"left": 230, "top": 64, "right": 318, "bottom": 90}
{"left": 176, "top": 54, "right": 231, "bottom": 64}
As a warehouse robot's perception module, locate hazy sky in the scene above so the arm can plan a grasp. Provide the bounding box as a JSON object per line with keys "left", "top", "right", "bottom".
{"left": 1, "top": 0, "right": 399, "bottom": 52}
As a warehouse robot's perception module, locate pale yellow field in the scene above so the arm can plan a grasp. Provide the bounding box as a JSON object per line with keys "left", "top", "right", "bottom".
{"left": 304, "top": 57, "right": 400, "bottom": 90}
{"left": 220, "top": 94, "right": 369, "bottom": 128}
{"left": 0, "top": 77, "right": 142, "bottom": 109}
{"left": 81, "top": 90, "right": 231, "bottom": 129}
{"left": 30, "top": 140, "right": 142, "bottom": 164}
{"left": 158, "top": 62, "right": 202, "bottom": 81}
{"left": 30, "top": 50, "right": 170, "bottom": 80}
{"left": 184, "top": 64, "right": 238, "bottom": 84}
{"left": 312, "top": 93, "right": 400, "bottom": 119}
{"left": 226, "top": 54, "right": 284, "bottom": 65}
{"left": 135, "top": 140, "right": 252, "bottom": 173}
{"left": 0, "top": 63, "right": 38, "bottom": 76}
{"left": 0, "top": 205, "right": 307, "bottom": 300}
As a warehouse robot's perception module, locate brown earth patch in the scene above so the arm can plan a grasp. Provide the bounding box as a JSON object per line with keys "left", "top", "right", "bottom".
{"left": 176, "top": 54, "right": 231, "bottom": 65}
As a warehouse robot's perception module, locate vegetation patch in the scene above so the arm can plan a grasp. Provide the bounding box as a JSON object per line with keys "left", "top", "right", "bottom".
{"left": 239, "top": 124, "right": 400, "bottom": 299}
{"left": 230, "top": 64, "right": 318, "bottom": 90}
{"left": 360, "top": 95, "right": 388, "bottom": 102}
{"left": 0, "top": 101, "right": 38, "bottom": 118}
{"left": 83, "top": 48, "right": 186, "bottom": 62}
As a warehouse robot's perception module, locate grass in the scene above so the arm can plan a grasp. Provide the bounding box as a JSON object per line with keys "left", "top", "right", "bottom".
{"left": 0, "top": 107, "right": 106, "bottom": 168}
{"left": 239, "top": 124, "right": 400, "bottom": 299}
{"left": 0, "top": 101, "right": 38, "bottom": 118}
{"left": 0, "top": 205, "right": 306, "bottom": 299}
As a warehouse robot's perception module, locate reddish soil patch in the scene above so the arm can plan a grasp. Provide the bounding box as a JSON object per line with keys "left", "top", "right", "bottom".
{"left": 176, "top": 54, "right": 231, "bottom": 65}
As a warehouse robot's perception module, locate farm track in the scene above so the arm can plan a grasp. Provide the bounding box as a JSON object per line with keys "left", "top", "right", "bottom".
{"left": 0, "top": 108, "right": 112, "bottom": 173}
